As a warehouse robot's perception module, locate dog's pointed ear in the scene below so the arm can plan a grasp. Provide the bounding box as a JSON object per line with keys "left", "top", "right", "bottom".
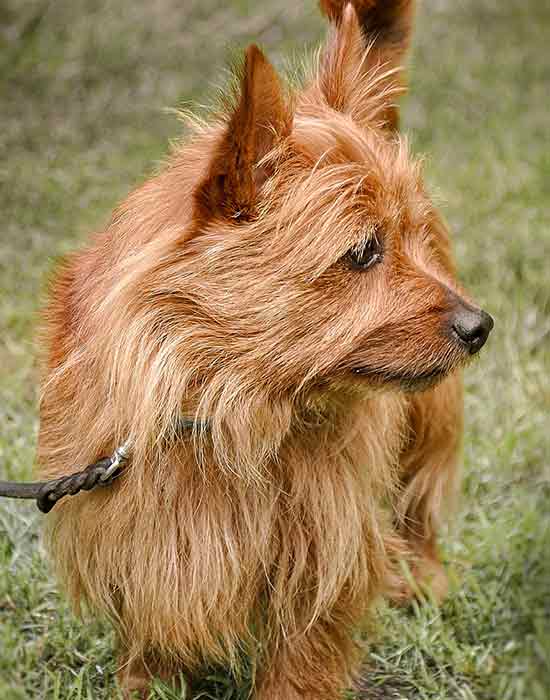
{"left": 318, "top": 0, "right": 415, "bottom": 130}
{"left": 196, "top": 45, "right": 291, "bottom": 222}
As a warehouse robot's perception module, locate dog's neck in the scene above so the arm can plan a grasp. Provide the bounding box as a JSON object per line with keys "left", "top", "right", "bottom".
{"left": 166, "top": 390, "right": 406, "bottom": 485}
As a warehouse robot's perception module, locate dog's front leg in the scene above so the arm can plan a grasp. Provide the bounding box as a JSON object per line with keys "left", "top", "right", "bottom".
{"left": 255, "top": 616, "right": 361, "bottom": 700}
{"left": 394, "top": 372, "right": 464, "bottom": 603}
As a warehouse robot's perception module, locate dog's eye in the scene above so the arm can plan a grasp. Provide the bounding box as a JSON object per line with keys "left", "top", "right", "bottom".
{"left": 345, "top": 235, "right": 383, "bottom": 271}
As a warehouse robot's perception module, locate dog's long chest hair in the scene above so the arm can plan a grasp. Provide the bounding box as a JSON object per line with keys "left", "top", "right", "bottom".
{"left": 38, "top": 1, "right": 490, "bottom": 696}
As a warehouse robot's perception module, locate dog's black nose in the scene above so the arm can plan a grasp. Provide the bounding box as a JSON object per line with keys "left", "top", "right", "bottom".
{"left": 451, "top": 306, "right": 494, "bottom": 354}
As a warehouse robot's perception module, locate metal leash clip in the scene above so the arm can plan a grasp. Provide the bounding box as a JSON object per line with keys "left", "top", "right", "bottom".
{"left": 99, "top": 441, "right": 132, "bottom": 484}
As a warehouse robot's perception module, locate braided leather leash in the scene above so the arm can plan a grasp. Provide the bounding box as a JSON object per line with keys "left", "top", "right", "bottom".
{"left": 0, "top": 443, "right": 131, "bottom": 514}
{"left": 0, "top": 418, "right": 205, "bottom": 514}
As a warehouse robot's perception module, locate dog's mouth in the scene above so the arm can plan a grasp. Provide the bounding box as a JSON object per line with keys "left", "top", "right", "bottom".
{"left": 351, "top": 365, "right": 448, "bottom": 392}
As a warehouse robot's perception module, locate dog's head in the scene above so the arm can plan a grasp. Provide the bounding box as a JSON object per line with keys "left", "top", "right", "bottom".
{"left": 171, "top": 4, "right": 493, "bottom": 401}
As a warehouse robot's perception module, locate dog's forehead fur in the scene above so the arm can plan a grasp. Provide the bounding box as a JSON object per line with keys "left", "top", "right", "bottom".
{"left": 292, "top": 108, "right": 412, "bottom": 178}
{"left": 249, "top": 109, "right": 432, "bottom": 274}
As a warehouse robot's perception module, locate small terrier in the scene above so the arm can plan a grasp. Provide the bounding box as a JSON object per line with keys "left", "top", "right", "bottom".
{"left": 39, "top": 1, "right": 493, "bottom": 697}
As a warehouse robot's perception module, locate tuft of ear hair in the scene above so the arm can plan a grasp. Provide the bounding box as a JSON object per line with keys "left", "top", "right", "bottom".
{"left": 195, "top": 45, "right": 291, "bottom": 222}
{"left": 319, "top": 0, "right": 416, "bottom": 130}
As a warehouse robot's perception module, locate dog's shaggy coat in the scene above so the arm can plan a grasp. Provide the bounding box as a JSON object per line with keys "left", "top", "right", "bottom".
{"left": 38, "top": 1, "right": 491, "bottom": 697}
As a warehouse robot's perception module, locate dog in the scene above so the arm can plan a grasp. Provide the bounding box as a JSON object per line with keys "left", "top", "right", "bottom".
{"left": 38, "top": 1, "right": 493, "bottom": 697}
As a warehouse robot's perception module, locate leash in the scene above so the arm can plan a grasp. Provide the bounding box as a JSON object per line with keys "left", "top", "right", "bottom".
{"left": 0, "top": 416, "right": 206, "bottom": 514}
{"left": 0, "top": 442, "right": 131, "bottom": 514}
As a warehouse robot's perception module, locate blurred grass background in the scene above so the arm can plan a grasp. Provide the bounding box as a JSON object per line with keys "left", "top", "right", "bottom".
{"left": 0, "top": 0, "right": 549, "bottom": 698}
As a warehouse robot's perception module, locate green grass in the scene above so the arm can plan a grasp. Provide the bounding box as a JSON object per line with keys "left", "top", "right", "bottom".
{"left": 1, "top": 0, "right": 549, "bottom": 698}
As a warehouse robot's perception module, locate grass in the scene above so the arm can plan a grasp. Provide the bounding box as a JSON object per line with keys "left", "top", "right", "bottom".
{"left": 0, "top": 0, "right": 548, "bottom": 698}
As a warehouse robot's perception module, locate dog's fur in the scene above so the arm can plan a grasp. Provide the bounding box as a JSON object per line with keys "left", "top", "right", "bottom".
{"left": 38, "top": 1, "right": 491, "bottom": 697}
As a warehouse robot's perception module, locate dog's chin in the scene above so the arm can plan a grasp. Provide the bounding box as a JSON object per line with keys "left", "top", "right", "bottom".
{"left": 351, "top": 366, "right": 449, "bottom": 393}
{"left": 397, "top": 371, "right": 447, "bottom": 393}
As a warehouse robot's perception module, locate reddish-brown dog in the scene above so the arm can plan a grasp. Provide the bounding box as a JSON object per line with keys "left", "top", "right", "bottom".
{"left": 39, "top": 1, "right": 493, "bottom": 697}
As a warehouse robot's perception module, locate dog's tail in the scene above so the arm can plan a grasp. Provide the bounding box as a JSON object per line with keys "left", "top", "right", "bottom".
{"left": 319, "top": 1, "right": 415, "bottom": 129}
